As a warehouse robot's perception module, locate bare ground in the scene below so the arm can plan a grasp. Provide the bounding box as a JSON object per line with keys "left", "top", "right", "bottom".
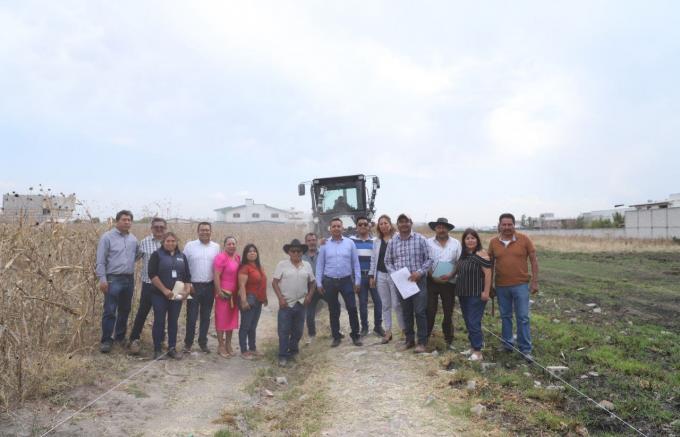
{"left": 1, "top": 290, "right": 498, "bottom": 437}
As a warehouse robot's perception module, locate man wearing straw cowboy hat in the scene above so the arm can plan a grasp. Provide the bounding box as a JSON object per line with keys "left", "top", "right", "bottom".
{"left": 272, "top": 239, "right": 316, "bottom": 367}
{"left": 426, "top": 217, "right": 461, "bottom": 350}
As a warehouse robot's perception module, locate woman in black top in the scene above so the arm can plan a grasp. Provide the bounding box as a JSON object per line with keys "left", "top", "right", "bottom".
{"left": 454, "top": 228, "right": 491, "bottom": 361}
{"left": 148, "top": 232, "right": 191, "bottom": 360}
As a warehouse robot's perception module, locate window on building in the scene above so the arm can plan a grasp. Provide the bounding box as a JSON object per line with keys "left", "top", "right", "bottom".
{"left": 252, "top": 213, "right": 260, "bottom": 218}
{"left": 42, "top": 208, "right": 50, "bottom": 215}
{"left": 233, "top": 213, "right": 240, "bottom": 218}
{"left": 271, "top": 213, "right": 279, "bottom": 218}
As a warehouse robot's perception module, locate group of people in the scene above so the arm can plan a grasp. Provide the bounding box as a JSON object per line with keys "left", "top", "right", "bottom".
{"left": 95, "top": 210, "right": 539, "bottom": 366}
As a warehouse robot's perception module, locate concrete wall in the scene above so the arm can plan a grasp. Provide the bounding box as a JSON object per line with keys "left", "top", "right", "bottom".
{"left": 2, "top": 194, "right": 76, "bottom": 223}
{"left": 624, "top": 207, "right": 680, "bottom": 239}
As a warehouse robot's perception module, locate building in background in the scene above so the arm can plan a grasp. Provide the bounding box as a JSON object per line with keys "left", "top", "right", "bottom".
{"left": 625, "top": 193, "right": 680, "bottom": 238}
{"left": 2, "top": 193, "right": 77, "bottom": 223}
{"left": 214, "top": 198, "right": 305, "bottom": 224}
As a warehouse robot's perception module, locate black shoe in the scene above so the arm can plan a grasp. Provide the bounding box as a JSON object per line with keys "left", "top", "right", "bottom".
{"left": 167, "top": 348, "right": 180, "bottom": 360}
{"left": 352, "top": 338, "right": 363, "bottom": 347}
{"left": 153, "top": 350, "right": 167, "bottom": 360}
{"left": 100, "top": 342, "right": 112, "bottom": 353}
{"left": 199, "top": 344, "right": 211, "bottom": 354}
{"left": 373, "top": 327, "right": 385, "bottom": 337}
{"left": 360, "top": 327, "right": 369, "bottom": 337}
{"left": 331, "top": 338, "right": 342, "bottom": 348}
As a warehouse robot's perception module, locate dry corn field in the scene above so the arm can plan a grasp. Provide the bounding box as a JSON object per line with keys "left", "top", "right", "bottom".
{"left": 0, "top": 221, "right": 677, "bottom": 411}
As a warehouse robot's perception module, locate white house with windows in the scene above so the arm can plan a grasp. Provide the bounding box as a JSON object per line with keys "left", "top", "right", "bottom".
{"left": 214, "top": 199, "right": 304, "bottom": 224}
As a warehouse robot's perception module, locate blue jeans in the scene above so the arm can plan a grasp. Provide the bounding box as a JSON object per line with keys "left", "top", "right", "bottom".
{"left": 185, "top": 282, "right": 215, "bottom": 348}
{"left": 399, "top": 277, "right": 428, "bottom": 345}
{"left": 306, "top": 289, "right": 326, "bottom": 337}
{"left": 323, "top": 276, "right": 360, "bottom": 340}
{"left": 101, "top": 275, "right": 134, "bottom": 344}
{"left": 496, "top": 283, "right": 532, "bottom": 353}
{"left": 359, "top": 273, "right": 382, "bottom": 332}
{"left": 278, "top": 302, "right": 305, "bottom": 359}
{"left": 239, "top": 294, "right": 262, "bottom": 352}
{"left": 459, "top": 295, "right": 487, "bottom": 351}
{"left": 151, "top": 292, "right": 183, "bottom": 351}
{"left": 129, "top": 282, "right": 154, "bottom": 342}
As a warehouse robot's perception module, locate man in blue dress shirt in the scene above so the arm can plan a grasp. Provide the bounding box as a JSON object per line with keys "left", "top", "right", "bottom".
{"left": 316, "top": 217, "right": 363, "bottom": 347}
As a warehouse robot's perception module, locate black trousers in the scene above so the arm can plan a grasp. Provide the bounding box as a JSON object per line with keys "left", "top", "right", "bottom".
{"left": 426, "top": 277, "right": 455, "bottom": 343}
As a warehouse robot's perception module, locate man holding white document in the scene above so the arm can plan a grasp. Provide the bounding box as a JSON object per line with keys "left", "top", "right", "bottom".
{"left": 425, "top": 217, "right": 461, "bottom": 350}
{"left": 384, "top": 213, "right": 433, "bottom": 353}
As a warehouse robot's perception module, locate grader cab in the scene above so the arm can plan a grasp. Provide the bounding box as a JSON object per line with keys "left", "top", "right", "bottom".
{"left": 298, "top": 174, "right": 380, "bottom": 237}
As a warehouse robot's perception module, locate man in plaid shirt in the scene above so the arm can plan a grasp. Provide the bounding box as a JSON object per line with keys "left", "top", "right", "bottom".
{"left": 128, "top": 217, "right": 166, "bottom": 355}
{"left": 384, "top": 213, "right": 433, "bottom": 353}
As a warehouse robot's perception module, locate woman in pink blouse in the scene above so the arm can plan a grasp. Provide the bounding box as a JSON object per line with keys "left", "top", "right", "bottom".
{"left": 213, "top": 236, "right": 240, "bottom": 357}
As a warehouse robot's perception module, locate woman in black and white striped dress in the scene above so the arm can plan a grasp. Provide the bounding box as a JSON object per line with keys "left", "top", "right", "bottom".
{"left": 454, "top": 228, "right": 492, "bottom": 361}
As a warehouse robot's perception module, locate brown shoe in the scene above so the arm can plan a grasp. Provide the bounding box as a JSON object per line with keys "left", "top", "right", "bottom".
{"left": 128, "top": 339, "right": 141, "bottom": 355}
{"left": 381, "top": 331, "right": 393, "bottom": 344}
{"left": 397, "top": 341, "right": 415, "bottom": 351}
{"left": 414, "top": 344, "right": 427, "bottom": 354}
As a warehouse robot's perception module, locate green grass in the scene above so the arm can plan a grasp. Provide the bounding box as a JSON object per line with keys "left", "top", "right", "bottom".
{"left": 432, "top": 250, "right": 680, "bottom": 435}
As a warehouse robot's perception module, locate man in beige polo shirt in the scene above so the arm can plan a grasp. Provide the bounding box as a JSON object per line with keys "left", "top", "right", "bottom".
{"left": 488, "top": 213, "right": 539, "bottom": 362}
{"left": 272, "top": 239, "right": 315, "bottom": 367}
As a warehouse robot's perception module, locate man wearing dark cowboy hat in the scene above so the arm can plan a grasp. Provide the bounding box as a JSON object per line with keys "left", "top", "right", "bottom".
{"left": 316, "top": 217, "right": 363, "bottom": 347}
{"left": 272, "top": 239, "right": 316, "bottom": 367}
{"left": 426, "top": 217, "right": 462, "bottom": 350}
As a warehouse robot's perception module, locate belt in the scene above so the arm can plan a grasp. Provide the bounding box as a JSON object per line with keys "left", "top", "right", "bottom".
{"left": 192, "top": 281, "right": 213, "bottom": 285}
{"left": 323, "top": 275, "right": 351, "bottom": 281}
{"left": 107, "top": 273, "right": 133, "bottom": 278}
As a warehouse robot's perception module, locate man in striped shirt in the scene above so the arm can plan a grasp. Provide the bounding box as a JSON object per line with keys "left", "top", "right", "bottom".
{"left": 351, "top": 216, "right": 384, "bottom": 337}
{"left": 384, "top": 213, "right": 433, "bottom": 353}
{"left": 128, "top": 217, "right": 166, "bottom": 355}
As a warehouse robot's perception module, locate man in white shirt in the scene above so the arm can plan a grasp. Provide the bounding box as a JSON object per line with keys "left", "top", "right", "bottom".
{"left": 182, "top": 222, "right": 221, "bottom": 353}
{"left": 426, "top": 217, "right": 461, "bottom": 350}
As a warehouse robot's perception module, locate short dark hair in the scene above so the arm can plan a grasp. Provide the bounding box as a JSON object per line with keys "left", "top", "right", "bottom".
{"left": 197, "top": 221, "right": 211, "bottom": 231}
{"left": 151, "top": 217, "right": 167, "bottom": 226}
{"left": 329, "top": 217, "right": 343, "bottom": 225}
{"left": 355, "top": 216, "right": 369, "bottom": 224}
{"left": 461, "top": 228, "right": 482, "bottom": 257}
{"left": 498, "top": 213, "right": 515, "bottom": 224}
{"left": 304, "top": 232, "right": 317, "bottom": 240}
{"left": 116, "top": 210, "right": 133, "bottom": 221}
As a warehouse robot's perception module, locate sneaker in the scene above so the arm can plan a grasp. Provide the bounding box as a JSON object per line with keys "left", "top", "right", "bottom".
{"left": 446, "top": 342, "right": 456, "bottom": 351}
{"left": 305, "top": 336, "right": 315, "bottom": 345}
{"left": 241, "top": 352, "right": 254, "bottom": 360}
{"left": 128, "top": 339, "right": 141, "bottom": 355}
{"left": 182, "top": 344, "right": 192, "bottom": 354}
{"left": 460, "top": 349, "right": 472, "bottom": 356}
{"left": 373, "top": 327, "right": 385, "bottom": 337}
{"left": 278, "top": 358, "right": 288, "bottom": 368}
{"left": 100, "top": 342, "right": 112, "bottom": 353}
{"left": 468, "top": 352, "right": 483, "bottom": 361}
{"left": 496, "top": 346, "right": 513, "bottom": 354}
{"left": 352, "top": 338, "right": 363, "bottom": 347}
{"left": 524, "top": 353, "right": 535, "bottom": 364}
{"left": 397, "top": 341, "right": 415, "bottom": 352}
{"left": 414, "top": 344, "right": 427, "bottom": 354}
{"left": 167, "top": 348, "right": 181, "bottom": 360}
{"left": 199, "top": 344, "right": 211, "bottom": 354}
{"left": 331, "top": 338, "right": 341, "bottom": 348}
{"left": 360, "top": 327, "right": 369, "bottom": 337}
{"left": 153, "top": 350, "right": 167, "bottom": 360}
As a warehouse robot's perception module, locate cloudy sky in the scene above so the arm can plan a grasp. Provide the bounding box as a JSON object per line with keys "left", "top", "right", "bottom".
{"left": 1, "top": 1, "right": 678, "bottom": 226}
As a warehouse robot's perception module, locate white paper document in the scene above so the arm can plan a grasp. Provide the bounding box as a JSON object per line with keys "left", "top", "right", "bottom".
{"left": 390, "top": 267, "right": 420, "bottom": 299}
